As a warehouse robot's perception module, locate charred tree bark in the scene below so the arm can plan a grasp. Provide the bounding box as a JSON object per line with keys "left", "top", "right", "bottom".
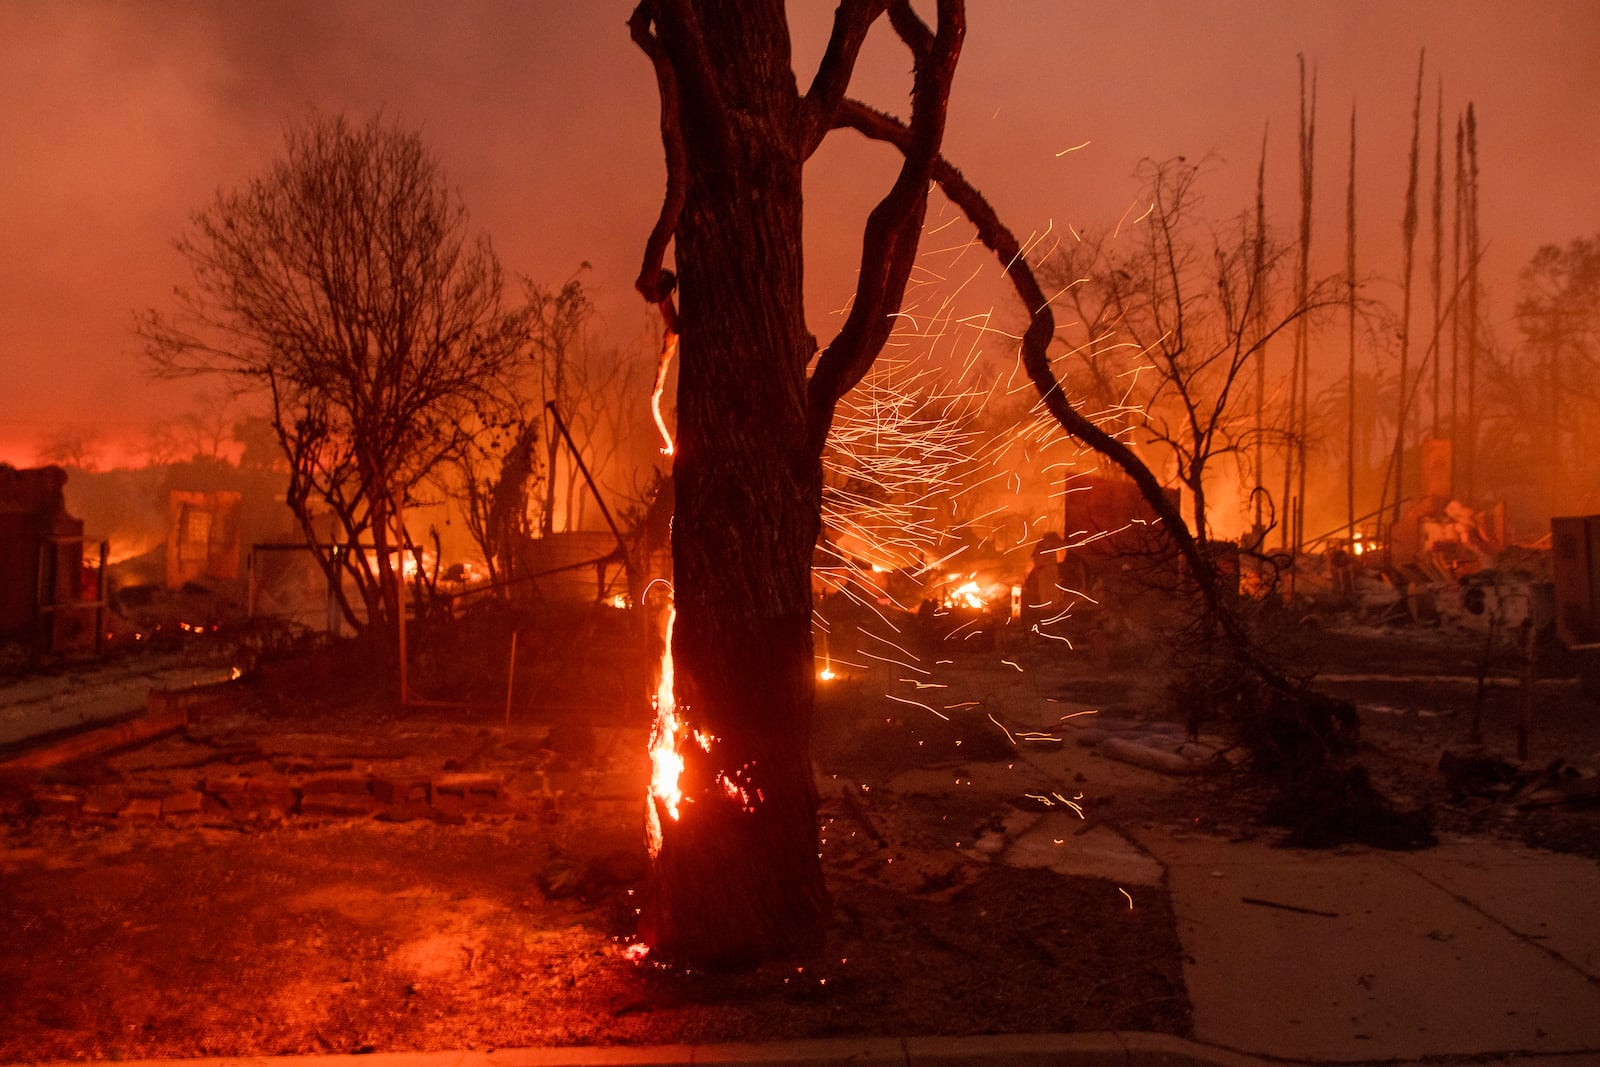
{"left": 629, "top": 0, "right": 961, "bottom": 968}
{"left": 635, "top": 0, "right": 824, "bottom": 968}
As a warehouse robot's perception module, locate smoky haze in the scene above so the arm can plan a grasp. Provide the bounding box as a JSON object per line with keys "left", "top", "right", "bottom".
{"left": 2, "top": 1, "right": 1597, "bottom": 527}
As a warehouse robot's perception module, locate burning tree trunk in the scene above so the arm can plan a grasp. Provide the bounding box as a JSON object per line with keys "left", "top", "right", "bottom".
{"left": 640, "top": 60, "right": 825, "bottom": 960}
{"left": 629, "top": 0, "right": 962, "bottom": 967}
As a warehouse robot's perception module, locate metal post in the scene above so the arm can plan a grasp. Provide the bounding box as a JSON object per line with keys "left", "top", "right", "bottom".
{"left": 95, "top": 541, "right": 107, "bottom": 655}
{"left": 504, "top": 631, "right": 519, "bottom": 732}
{"left": 397, "top": 561, "right": 409, "bottom": 705}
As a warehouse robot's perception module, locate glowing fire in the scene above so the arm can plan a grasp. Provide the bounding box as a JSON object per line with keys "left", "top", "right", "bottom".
{"left": 942, "top": 579, "right": 987, "bottom": 610}
{"left": 651, "top": 328, "right": 678, "bottom": 456}
{"left": 645, "top": 603, "right": 716, "bottom": 856}
{"left": 646, "top": 605, "right": 682, "bottom": 855}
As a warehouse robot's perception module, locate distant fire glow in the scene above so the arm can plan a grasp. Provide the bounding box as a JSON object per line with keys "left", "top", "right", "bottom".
{"left": 942, "top": 578, "right": 987, "bottom": 610}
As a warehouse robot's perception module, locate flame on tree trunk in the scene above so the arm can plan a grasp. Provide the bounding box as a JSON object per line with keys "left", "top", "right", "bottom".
{"left": 635, "top": 6, "right": 823, "bottom": 967}
{"left": 638, "top": 220, "right": 827, "bottom": 962}
{"left": 628, "top": 0, "right": 963, "bottom": 967}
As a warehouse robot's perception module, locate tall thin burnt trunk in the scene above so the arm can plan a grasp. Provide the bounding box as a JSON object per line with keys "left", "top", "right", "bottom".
{"left": 1251, "top": 127, "right": 1268, "bottom": 543}
{"left": 1388, "top": 51, "right": 1425, "bottom": 536}
{"left": 1293, "top": 56, "right": 1316, "bottom": 551}
{"left": 1430, "top": 79, "right": 1444, "bottom": 439}
{"left": 1464, "top": 103, "right": 1481, "bottom": 501}
{"left": 1346, "top": 105, "right": 1358, "bottom": 545}
{"left": 1451, "top": 115, "right": 1464, "bottom": 484}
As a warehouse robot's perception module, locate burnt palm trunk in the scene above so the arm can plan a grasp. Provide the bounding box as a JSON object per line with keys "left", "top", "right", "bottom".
{"left": 1345, "top": 106, "right": 1358, "bottom": 546}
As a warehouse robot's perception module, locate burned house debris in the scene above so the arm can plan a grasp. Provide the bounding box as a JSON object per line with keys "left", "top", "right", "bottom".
{"left": 0, "top": 465, "right": 104, "bottom": 657}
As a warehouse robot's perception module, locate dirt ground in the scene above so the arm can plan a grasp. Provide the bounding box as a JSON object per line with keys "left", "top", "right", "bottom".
{"left": 2, "top": 605, "right": 1597, "bottom": 1062}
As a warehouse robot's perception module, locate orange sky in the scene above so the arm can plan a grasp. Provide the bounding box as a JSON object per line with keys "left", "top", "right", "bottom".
{"left": 3, "top": 1, "right": 1598, "bottom": 468}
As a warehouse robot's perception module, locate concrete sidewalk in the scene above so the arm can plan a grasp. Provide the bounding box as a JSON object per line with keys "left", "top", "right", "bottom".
{"left": 1132, "top": 827, "right": 1600, "bottom": 1064}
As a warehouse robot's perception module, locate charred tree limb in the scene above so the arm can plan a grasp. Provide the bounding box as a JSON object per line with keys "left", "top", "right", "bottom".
{"left": 631, "top": 1, "right": 734, "bottom": 170}
{"left": 628, "top": 5, "right": 687, "bottom": 309}
{"left": 804, "top": 1, "right": 964, "bottom": 454}
{"left": 800, "top": 0, "right": 890, "bottom": 157}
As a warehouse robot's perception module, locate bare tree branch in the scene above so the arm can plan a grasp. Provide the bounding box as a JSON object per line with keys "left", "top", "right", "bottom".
{"left": 628, "top": 4, "right": 687, "bottom": 310}
{"left": 805, "top": 0, "right": 964, "bottom": 453}
{"left": 799, "top": 0, "right": 890, "bottom": 156}
{"left": 831, "top": 98, "right": 1266, "bottom": 665}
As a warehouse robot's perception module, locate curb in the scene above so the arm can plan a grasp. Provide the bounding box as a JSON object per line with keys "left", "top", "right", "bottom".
{"left": 26, "top": 1032, "right": 1278, "bottom": 1067}
{"left": 0, "top": 677, "right": 240, "bottom": 772}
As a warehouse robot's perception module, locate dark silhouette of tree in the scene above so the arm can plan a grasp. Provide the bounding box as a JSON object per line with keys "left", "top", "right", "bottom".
{"left": 628, "top": 0, "right": 963, "bottom": 967}
{"left": 630, "top": 1, "right": 1380, "bottom": 967}
{"left": 140, "top": 112, "right": 529, "bottom": 643}
{"left": 35, "top": 426, "right": 106, "bottom": 472}
{"left": 456, "top": 416, "right": 542, "bottom": 588}
{"left": 1510, "top": 234, "right": 1600, "bottom": 516}
{"left": 140, "top": 389, "right": 241, "bottom": 466}
{"left": 526, "top": 275, "right": 592, "bottom": 535}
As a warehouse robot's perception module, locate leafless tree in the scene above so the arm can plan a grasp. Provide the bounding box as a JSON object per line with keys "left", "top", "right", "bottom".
{"left": 140, "top": 112, "right": 529, "bottom": 642}
{"left": 525, "top": 275, "right": 593, "bottom": 534}
{"left": 1042, "top": 157, "right": 1339, "bottom": 551}
{"left": 140, "top": 389, "right": 242, "bottom": 467}
{"left": 35, "top": 425, "right": 106, "bottom": 472}
{"left": 1507, "top": 234, "right": 1600, "bottom": 516}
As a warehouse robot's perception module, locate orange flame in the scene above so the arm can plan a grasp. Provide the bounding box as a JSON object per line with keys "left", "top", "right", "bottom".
{"left": 651, "top": 329, "right": 678, "bottom": 457}
{"left": 646, "top": 604, "right": 681, "bottom": 856}
{"left": 943, "top": 579, "right": 987, "bottom": 610}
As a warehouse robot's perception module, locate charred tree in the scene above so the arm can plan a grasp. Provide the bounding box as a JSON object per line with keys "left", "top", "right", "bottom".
{"left": 1345, "top": 105, "right": 1359, "bottom": 545}
{"left": 1291, "top": 55, "right": 1315, "bottom": 552}
{"left": 1464, "top": 103, "right": 1482, "bottom": 501}
{"left": 629, "top": 0, "right": 962, "bottom": 968}
{"left": 1387, "top": 51, "right": 1425, "bottom": 534}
